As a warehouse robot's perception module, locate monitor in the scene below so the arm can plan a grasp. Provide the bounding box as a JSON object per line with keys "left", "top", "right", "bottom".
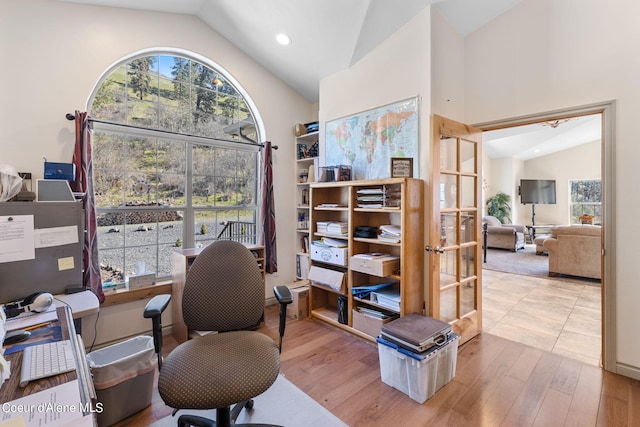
{"left": 36, "top": 179, "right": 75, "bottom": 202}
{"left": 520, "top": 179, "right": 556, "bottom": 204}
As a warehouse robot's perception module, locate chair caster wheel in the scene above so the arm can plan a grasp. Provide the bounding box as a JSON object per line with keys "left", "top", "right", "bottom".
{"left": 244, "top": 400, "right": 254, "bottom": 410}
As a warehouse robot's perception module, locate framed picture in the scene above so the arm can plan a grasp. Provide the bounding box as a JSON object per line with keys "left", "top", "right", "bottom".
{"left": 391, "top": 157, "right": 413, "bottom": 178}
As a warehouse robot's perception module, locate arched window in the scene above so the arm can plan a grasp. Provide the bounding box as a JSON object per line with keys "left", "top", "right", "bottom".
{"left": 90, "top": 52, "right": 262, "bottom": 286}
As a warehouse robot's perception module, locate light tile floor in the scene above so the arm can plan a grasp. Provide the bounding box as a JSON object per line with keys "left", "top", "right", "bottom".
{"left": 482, "top": 268, "right": 602, "bottom": 366}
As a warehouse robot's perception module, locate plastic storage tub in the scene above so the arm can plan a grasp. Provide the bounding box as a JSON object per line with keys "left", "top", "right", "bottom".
{"left": 87, "top": 335, "right": 157, "bottom": 426}
{"left": 377, "top": 333, "right": 460, "bottom": 403}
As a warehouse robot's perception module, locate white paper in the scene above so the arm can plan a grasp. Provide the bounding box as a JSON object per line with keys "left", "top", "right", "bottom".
{"left": 0, "top": 215, "right": 35, "bottom": 263}
{"left": 0, "top": 380, "right": 86, "bottom": 426}
{"left": 34, "top": 226, "right": 78, "bottom": 249}
{"left": 5, "top": 305, "right": 58, "bottom": 332}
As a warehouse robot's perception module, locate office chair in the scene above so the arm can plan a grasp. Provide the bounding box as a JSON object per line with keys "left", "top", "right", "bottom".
{"left": 144, "top": 240, "right": 292, "bottom": 427}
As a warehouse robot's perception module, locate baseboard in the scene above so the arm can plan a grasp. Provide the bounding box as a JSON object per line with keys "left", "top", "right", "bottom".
{"left": 615, "top": 362, "right": 640, "bottom": 381}
{"left": 88, "top": 325, "right": 173, "bottom": 351}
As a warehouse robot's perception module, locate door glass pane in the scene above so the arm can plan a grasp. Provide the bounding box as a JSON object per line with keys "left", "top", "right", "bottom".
{"left": 461, "top": 246, "right": 476, "bottom": 279}
{"left": 460, "top": 175, "right": 476, "bottom": 208}
{"left": 460, "top": 213, "right": 476, "bottom": 245}
{"left": 440, "top": 286, "right": 457, "bottom": 323}
{"left": 461, "top": 280, "right": 476, "bottom": 315}
{"left": 440, "top": 137, "right": 457, "bottom": 170}
{"left": 440, "top": 213, "right": 458, "bottom": 247}
{"left": 460, "top": 139, "right": 476, "bottom": 173}
{"left": 439, "top": 249, "right": 458, "bottom": 287}
{"left": 440, "top": 174, "right": 457, "bottom": 209}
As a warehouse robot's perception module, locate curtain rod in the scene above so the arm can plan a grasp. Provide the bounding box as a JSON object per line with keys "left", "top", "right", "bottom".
{"left": 65, "top": 113, "right": 277, "bottom": 149}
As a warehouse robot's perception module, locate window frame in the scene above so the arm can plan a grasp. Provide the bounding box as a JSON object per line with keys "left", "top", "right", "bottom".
{"left": 569, "top": 178, "right": 602, "bottom": 225}
{"left": 88, "top": 49, "right": 265, "bottom": 287}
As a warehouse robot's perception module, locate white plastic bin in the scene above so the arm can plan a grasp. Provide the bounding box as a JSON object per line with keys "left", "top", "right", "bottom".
{"left": 87, "top": 335, "right": 157, "bottom": 426}
{"left": 377, "top": 334, "right": 459, "bottom": 403}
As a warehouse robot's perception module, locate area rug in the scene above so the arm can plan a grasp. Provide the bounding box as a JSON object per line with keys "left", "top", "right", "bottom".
{"left": 482, "top": 244, "right": 600, "bottom": 285}
{"left": 150, "top": 374, "right": 347, "bottom": 427}
{"left": 483, "top": 245, "right": 549, "bottom": 277}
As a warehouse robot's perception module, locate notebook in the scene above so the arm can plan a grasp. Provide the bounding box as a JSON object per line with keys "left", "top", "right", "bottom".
{"left": 380, "top": 313, "right": 452, "bottom": 353}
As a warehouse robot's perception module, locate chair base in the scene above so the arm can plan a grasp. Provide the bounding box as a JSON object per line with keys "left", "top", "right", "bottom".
{"left": 177, "top": 401, "right": 281, "bottom": 427}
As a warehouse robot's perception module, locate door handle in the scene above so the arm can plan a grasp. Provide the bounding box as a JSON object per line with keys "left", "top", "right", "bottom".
{"left": 425, "top": 245, "right": 445, "bottom": 254}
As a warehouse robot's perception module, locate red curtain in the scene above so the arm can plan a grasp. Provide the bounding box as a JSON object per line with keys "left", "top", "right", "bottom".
{"left": 70, "top": 111, "right": 105, "bottom": 303}
{"left": 261, "top": 141, "right": 277, "bottom": 273}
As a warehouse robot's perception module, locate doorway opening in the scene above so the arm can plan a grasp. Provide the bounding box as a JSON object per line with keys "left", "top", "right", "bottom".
{"left": 474, "top": 103, "right": 613, "bottom": 369}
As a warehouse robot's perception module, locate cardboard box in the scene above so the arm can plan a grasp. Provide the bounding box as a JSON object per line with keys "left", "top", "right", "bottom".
{"left": 286, "top": 285, "right": 309, "bottom": 320}
{"left": 308, "top": 266, "right": 345, "bottom": 293}
{"left": 311, "top": 243, "right": 348, "bottom": 266}
{"left": 350, "top": 255, "right": 400, "bottom": 277}
{"left": 352, "top": 308, "right": 398, "bottom": 338}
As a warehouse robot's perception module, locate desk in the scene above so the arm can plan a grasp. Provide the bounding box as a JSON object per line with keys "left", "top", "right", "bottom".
{"left": 0, "top": 306, "right": 97, "bottom": 425}
{"left": 54, "top": 290, "right": 100, "bottom": 334}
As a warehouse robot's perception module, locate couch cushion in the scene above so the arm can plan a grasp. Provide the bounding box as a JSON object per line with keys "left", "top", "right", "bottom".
{"left": 483, "top": 216, "right": 502, "bottom": 227}
{"left": 551, "top": 225, "right": 601, "bottom": 238}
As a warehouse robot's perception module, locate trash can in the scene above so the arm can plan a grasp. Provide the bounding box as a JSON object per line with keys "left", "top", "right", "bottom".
{"left": 87, "top": 335, "right": 157, "bottom": 426}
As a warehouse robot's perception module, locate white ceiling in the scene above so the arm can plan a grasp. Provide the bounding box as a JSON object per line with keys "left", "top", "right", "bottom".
{"left": 58, "top": 0, "right": 598, "bottom": 159}
{"left": 58, "top": 0, "right": 525, "bottom": 102}
{"left": 483, "top": 114, "right": 602, "bottom": 161}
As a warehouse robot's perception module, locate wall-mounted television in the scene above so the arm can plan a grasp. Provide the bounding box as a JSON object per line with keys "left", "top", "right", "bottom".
{"left": 520, "top": 179, "right": 556, "bottom": 204}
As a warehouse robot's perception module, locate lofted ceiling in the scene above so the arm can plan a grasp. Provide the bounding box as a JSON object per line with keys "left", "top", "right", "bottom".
{"left": 58, "top": 0, "right": 598, "bottom": 160}
{"left": 58, "top": 0, "right": 525, "bottom": 102}
{"left": 482, "top": 114, "right": 602, "bottom": 161}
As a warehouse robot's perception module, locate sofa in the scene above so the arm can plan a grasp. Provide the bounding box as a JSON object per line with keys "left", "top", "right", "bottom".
{"left": 482, "top": 216, "right": 526, "bottom": 252}
{"left": 543, "top": 225, "right": 601, "bottom": 279}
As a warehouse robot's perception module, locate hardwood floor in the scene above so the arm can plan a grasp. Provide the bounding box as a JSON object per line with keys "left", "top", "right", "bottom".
{"left": 116, "top": 304, "right": 638, "bottom": 427}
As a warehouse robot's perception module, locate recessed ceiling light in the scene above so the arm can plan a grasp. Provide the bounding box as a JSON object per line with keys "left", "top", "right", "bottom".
{"left": 276, "top": 33, "right": 291, "bottom": 46}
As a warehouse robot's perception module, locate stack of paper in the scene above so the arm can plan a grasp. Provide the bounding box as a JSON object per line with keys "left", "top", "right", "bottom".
{"left": 321, "top": 237, "right": 348, "bottom": 247}
{"left": 378, "top": 224, "right": 401, "bottom": 243}
{"left": 326, "top": 222, "right": 348, "bottom": 236}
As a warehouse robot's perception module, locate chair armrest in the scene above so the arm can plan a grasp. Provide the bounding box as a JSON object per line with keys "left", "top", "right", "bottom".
{"left": 273, "top": 286, "right": 293, "bottom": 305}
{"left": 502, "top": 224, "right": 526, "bottom": 233}
{"left": 143, "top": 294, "right": 172, "bottom": 318}
{"left": 487, "top": 226, "right": 516, "bottom": 235}
{"left": 273, "top": 286, "right": 293, "bottom": 353}
{"left": 143, "top": 294, "right": 171, "bottom": 369}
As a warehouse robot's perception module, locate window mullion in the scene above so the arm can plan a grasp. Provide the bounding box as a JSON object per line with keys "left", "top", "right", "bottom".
{"left": 184, "top": 143, "right": 195, "bottom": 248}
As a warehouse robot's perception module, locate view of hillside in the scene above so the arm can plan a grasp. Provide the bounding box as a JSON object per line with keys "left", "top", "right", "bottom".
{"left": 88, "top": 55, "right": 259, "bottom": 283}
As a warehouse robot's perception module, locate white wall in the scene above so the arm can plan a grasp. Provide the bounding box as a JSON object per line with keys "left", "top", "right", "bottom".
{"left": 319, "top": 7, "right": 432, "bottom": 307}
{"left": 520, "top": 140, "right": 601, "bottom": 226}
{"left": 1, "top": 0, "right": 314, "bottom": 346}
{"left": 464, "top": 0, "right": 640, "bottom": 373}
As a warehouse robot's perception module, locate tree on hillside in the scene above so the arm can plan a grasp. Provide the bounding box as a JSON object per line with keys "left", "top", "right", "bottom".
{"left": 128, "top": 57, "right": 155, "bottom": 100}
{"left": 171, "top": 57, "right": 191, "bottom": 102}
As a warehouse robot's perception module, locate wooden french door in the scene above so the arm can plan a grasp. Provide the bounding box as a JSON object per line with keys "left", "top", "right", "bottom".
{"left": 427, "top": 114, "right": 483, "bottom": 344}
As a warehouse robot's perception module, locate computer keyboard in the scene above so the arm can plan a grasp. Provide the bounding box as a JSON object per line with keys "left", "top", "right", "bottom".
{"left": 20, "top": 340, "right": 76, "bottom": 387}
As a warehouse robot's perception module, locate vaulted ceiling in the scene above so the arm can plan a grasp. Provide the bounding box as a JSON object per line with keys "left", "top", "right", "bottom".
{"left": 59, "top": 0, "right": 525, "bottom": 102}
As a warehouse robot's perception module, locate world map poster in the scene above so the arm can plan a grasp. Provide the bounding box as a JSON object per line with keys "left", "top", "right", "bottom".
{"left": 325, "top": 97, "right": 419, "bottom": 180}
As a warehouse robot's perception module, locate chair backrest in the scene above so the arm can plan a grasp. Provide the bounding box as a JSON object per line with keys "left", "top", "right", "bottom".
{"left": 182, "top": 240, "right": 264, "bottom": 332}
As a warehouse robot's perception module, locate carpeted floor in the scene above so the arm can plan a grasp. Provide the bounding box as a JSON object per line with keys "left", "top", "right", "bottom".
{"left": 483, "top": 245, "right": 549, "bottom": 277}
{"left": 482, "top": 244, "right": 599, "bottom": 285}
